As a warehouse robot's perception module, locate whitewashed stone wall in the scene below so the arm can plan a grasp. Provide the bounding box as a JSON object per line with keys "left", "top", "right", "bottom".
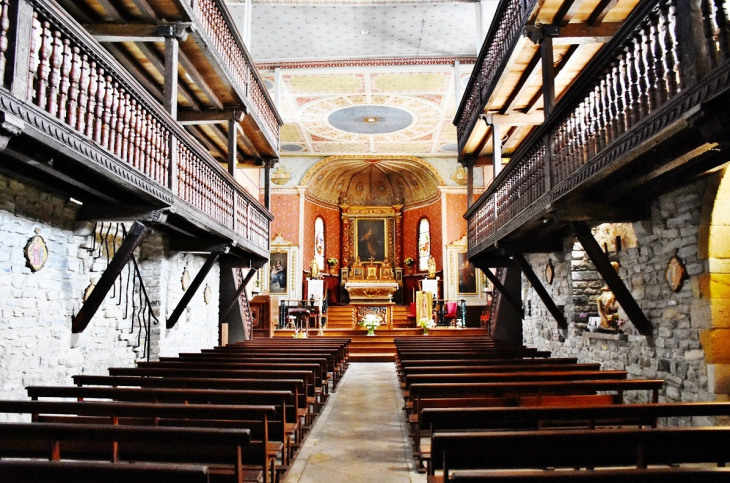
{"left": 522, "top": 179, "right": 713, "bottom": 406}
{"left": 0, "top": 173, "right": 220, "bottom": 411}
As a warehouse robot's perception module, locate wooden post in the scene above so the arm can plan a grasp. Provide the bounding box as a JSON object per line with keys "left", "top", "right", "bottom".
{"left": 167, "top": 248, "right": 227, "bottom": 329}
{"left": 8, "top": 0, "right": 33, "bottom": 99}
{"left": 72, "top": 222, "right": 148, "bottom": 334}
{"left": 512, "top": 252, "right": 568, "bottom": 330}
{"left": 482, "top": 266, "right": 523, "bottom": 317}
{"left": 264, "top": 159, "right": 273, "bottom": 210}
{"left": 492, "top": 121, "right": 502, "bottom": 179}
{"left": 228, "top": 112, "right": 238, "bottom": 177}
{"left": 163, "top": 35, "right": 178, "bottom": 119}
{"left": 572, "top": 221, "right": 652, "bottom": 335}
{"left": 541, "top": 33, "right": 556, "bottom": 118}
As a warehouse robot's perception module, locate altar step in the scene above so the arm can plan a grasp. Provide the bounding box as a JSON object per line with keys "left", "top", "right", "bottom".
{"left": 325, "top": 305, "right": 412, "bottom": 329}
{"left": 270, "top": 327, "right": 489, "bottom": 362}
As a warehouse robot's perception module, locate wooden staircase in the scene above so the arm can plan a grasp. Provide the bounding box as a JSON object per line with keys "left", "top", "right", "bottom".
{"left": 271, "top": 305, "right": 489, "bottom": 362}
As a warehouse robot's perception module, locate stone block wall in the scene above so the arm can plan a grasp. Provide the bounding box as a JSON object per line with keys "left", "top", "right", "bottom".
{"left": 0, "top": 173, "right": 220, "bottom": 411}
{"left": 522, "top": 179, "right": 714, "bottom": 405}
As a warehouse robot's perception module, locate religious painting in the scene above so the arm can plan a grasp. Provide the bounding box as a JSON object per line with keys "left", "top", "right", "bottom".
{"left": 270, "top": 252, "right": 288, "bottom": 294}
{"left": 356, "top": 218, "right": 387, "bottom": 263}
{"left": 24, "top": 228, "right": 48, "bottom": 272}
{"left": 457, "top": 252, "right": 478, "bottom": 295}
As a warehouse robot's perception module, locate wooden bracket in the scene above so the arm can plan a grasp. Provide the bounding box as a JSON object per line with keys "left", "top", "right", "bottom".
{"left": 166, "top": 245, "right": 230, "bottom": 329}
{"left": 72, "top": 222, "right": 148, "bottom": 334}
{"left": 572, "top": 222, "right": 653, "bottom": 335}
{"left": 220, "top": 268, "right": 258, "bottom": 321}
{"left": 512, "top": 252, "right": 568, "bottom": 330}
{"left": 482, "top": 267, "right": 523, "bottom": 318}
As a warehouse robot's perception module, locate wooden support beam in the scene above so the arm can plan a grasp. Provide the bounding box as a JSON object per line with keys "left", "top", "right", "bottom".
{"left": 177, "top": 50, "right": 225, "bottom": 111}
{"left": 512, "top": 252, "right": 568, "bottom": 330}
{"left": 84, "top": 23, "right": 193, "bottom": 43}
{"left": 588, "top": 0, "right": 619, "bottom": 26}
{"left": 228, "top": 112, "right": 239, "bottom": 177}
{"left": 553, "top": 0, "right": 586, "bottom": 26}
{"left": 104, "top": 44, "right": 164, "bottom": 103}
{"left": 491, "top": 120, "right": 502, "bottom": 178}
{"left": 501, "top": 50, "right": 542, "bottom": 115}
{"left": 163, "top": 35, "right": 179, "bottom": 119}
{"left": 134, "top": 43, "right": 199, "bottom": 111}
{"left": 525, "top": 44, "right": 579, "bottom": 114}
{"left": 264, "top": 161, "right": 272, "bottom": 210}
{"left": 572, "top": 222, "right": 653, "bottom": 335}
{"left": 72, "top": 222, "right": 148, "bottom": 334}
{"left": 167, "top": 246, "right": 229, "bottom": 329}
{"left": 541, "top": 33, "right": 556, "bottom": 118}
{"left": 482, "top": 267, "right": 523, "bottom": 317}
{"left": 77, "top": 205, "right": 169, "bottom": 223}
{"left": 220, "top": 268, "right": 257, "bottom": 321}
{"left": 178, "top": 109, "right": 243, "bottom": 125}
{"left": 553, "top": 23, "right": 621, "bottom": 44}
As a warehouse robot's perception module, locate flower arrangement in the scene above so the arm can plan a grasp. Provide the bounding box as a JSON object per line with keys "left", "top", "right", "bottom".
{"left": 418, "top": 317, "right": 436, "bottom": 335}
{"left": 359, "top": 313, "right": 382, "bottom": 336}
{"left": 327, "top": 257, "right": 338, "bottom": 266}
{"left": 403, "top": 257, "right": 414, "bottom": 266}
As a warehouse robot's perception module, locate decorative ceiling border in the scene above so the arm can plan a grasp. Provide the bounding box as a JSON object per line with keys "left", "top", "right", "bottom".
{"left": 230, "top": 0, "right": 476, "bottom": 4}
{"left": 256, "top": 56, "right": 477, "bottom": 70}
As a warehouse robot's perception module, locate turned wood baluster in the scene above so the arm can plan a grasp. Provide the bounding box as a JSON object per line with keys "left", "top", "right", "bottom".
{"left": 589, "top": 89, "right": 600, "bottom": 156}
{"left": 47, "top": 31, "right": 62, "bottom": 116}
{"left": 128, "top": 100, "right": 138, "bottom": 168}
{"left": 76, "top": 55, "right": 89, "bottom": 133}
{"left": 664, "top": 4, "right": 681, "bottom": 94}
{"left": 618, "top": 56, "right": 631, "bottom": 133}
{"left": 115, "top": 87, "right": 125, "bottom": 158}
{"left": 100, "top": 78, "right": 113, "bottom": 149}
{"left": 147, "top": 118, "right": 157, "bottom": 179}
{"left": 701, "top": 0, "right": 718, "bottom": 67}
{"left": 603, "top": 72, "right": 615, "bottom": 145}
{"left": 626, "top": 43, "right": 641, "bottom": 127}
{"left": 0, "top": 0, "right": 10, "bottom": 82}
{"left": 565, "top": 113, "right": 576, "bottom": 175}
{"left": 66, "top": 47, "right": 81, "bottom": 128}
{"left": 135, "top": 107, "right": 146, "bottom": 171}
{"left": 636, "top": 34, "right": 650, "bottom": 119}
{"left": 58, "top": 39, "right": 71, "bottom": 121}
{"left": 143, "top": 114, "right": 152, "bottom": 175}
{"left": 108, "top": 82, "right": 120, "bottom": 154}
{"left": 122, "top": 94, "right": 131, "bottom": 163}
{"left": 645, "top": 22, "right": 660, "bottom": 111}
{"left": 27, "top": 14, "right": 41, "bottom": 101}
{"left": 86, "top": 64, "right": 98, "bottom": 138}
{"left": 151, "top": 119, "right": 160, "bottom": 180}
{"left": 652, "top": 15, "right": 669, "bottom": 106}
{"left": 93, "top": 72, "right": 106, "bottom": 144}
{"left": 713, "top": 0, "right": 730, "bottom": 59}
{"left": 159, "top": 129, "right": 168, "bottom": 185}
{"left": 578, "top": 102, "right": 589, "bottom": 164}
{"left": 592, "top": 85, "right": 603, "bottom": 153}
{"left": 36, "top": 22, "right": 53, "bottom": 109}
{"left": 598, "top": 79, "right": 610, "bottom": 149}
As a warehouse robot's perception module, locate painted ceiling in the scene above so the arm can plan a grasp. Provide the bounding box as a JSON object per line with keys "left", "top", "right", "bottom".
{"left": 302, "top": 156, "right": 444, "bottom": 206}
{"left": 259, "top": 64, "right": 475, "bottom": 155}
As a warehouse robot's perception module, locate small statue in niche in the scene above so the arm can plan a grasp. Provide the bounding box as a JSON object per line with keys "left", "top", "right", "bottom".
{"left": 310, "top": 257, "right": 320, "bottom": 279}
{"left": 427, "top": 256, "right": 437, "bottom": 279}
{"left": 596, "top": 262, "right": 621, "bottom": 330}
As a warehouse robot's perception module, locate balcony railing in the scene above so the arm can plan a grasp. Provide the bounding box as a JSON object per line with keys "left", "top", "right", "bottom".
{"left": 1, "top": 0, "right": 271, "bottom": 255}
{"left": 189, "top": 0, "right": 281, "bottom": 151}
{"left": 455, "top": 0, "right": 537, "bottom": 153}
{"left": 465, "top": 0, "right": 730, "bottom": 255}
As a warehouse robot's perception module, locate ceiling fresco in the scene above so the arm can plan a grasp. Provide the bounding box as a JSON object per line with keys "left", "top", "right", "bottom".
{"left": 302, "top": 156, "right": 444, "bottom": 206}
{"left": 259, "top": 65, "right": 475, "bottom": 156}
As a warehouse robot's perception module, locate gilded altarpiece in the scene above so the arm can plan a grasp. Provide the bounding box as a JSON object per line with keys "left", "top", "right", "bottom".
{"left": 340, "top": 205, "right": 403, "bottom": 267}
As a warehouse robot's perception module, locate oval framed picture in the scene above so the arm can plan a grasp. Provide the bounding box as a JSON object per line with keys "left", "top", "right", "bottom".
{"left": 545, "top": 259, "right": 554, "bottom": 285}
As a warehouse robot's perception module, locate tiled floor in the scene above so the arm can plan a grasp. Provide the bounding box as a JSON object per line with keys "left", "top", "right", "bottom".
{"left": 283, "top": 362, "right": 426, "bottom": 483}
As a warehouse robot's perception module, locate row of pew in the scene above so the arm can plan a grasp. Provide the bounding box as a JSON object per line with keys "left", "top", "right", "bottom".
{"left": 394, "top": 336, "right": 730, "bottom": 482}
{"left": 0, "top": 338, "right": 350, "bottom": 483}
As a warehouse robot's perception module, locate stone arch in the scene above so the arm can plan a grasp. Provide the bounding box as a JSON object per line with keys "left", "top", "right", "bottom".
{"left": 698, "top": 167, "right": 730, "bottom": 396}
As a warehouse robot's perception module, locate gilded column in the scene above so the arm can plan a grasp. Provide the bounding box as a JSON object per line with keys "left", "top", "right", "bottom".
{"left": 340, "top": 204, "right": 350, "bottom": 266}
{"left": 394, "top": 204, "right": 403, "bottom": 267}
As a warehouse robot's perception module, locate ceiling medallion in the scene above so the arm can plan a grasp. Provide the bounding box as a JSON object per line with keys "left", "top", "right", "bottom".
{"left": 328, "top": 105, "right": 414, "bottom": 135}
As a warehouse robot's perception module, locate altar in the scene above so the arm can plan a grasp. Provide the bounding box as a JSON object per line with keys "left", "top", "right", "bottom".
{"left": 344, "top": 280, "right": 399, "bottom": 304}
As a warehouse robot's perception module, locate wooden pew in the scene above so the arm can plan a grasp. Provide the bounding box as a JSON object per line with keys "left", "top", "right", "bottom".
{"left": 399, "top": 364, "right": 601, "bottom": 386}
{"left": 25, "top": 386, "right": 289, "bottom": 483}
{"left": 107, "top": 367, "right": 317, "bottom": 426}
{"left": 430, "top": 427, "right": 730, "bottom": 481}
{"left": 0, "top": 460, "right": 211, "bottom": 483}
{"left": 136, "top": 361, "right": 326, "bottom": 411}
{"left": 449, "top": 468, "right": 730, "bottom": 482}
{"left": 397, "top": 358, "right": 582, "bottom": 378}
{"left": 0, "top": 422, "right": 256, "bottom": 483}
{"left": 396, "top": 351, "right": 552, "bottom": 363}
{"left": 418, "top": 401, "right": 730, "bottom": 470}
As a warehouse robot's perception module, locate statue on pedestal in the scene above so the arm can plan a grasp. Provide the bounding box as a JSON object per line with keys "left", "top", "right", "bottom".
{"left": 427, "top": 256, "right": 437, "bottom": 279}
{"left": 596, "top": 262, "right": 621, "bottom": 329}
{"left": 310, "top": 257, "right": 320, "bottom": 279}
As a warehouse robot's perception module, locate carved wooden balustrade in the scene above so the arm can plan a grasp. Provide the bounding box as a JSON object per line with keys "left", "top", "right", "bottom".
{"left": 455, "top": 0, "right": 537, "bottom": 153}
{"left": 465, "top": 0, "right": 730, "bottom": 256}
{"left": 0, "top": 0, "right": 271, "bottom": 256}
{"left": 190, "top": 0, "right": 280, "bottom": 150}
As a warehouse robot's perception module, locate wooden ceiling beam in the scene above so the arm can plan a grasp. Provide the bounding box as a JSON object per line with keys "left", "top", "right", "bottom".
{"left": 103, "top": 43, "right": 164, "bottom": 102}
{"left": 553, "top": 0, "right": 586, "bottom": 27}
{"left": 178, "top": 109, "right": 244, "bottom": 125}
{"left": 186, "top": 125, "right": 224, "bottom": 160}
{"left": 553, "top": 23, "right": 621, "bottom": 45}
{"left": 588, "top": 0, "right": 619, "bottom": 26}
{"left": 501, "top": 50, "right": 542, "bottom": 115}
{"left": 489, "top": 112, "right": 544, "bottom": 125}
{"left": 126, "top": 0, "right": 160, "bottom": 22}
{"left": 177, "top": 50, "right": 226, "bottom": 111}
{"left": 235, "top": 123, "right": 262, "bottom": 162}
{"left": 135, "top": 43, "right": 201, "bottom": 111}
{"left": 85, "top": 23, "right": 165, "bottom": 42}
{"left": 524, "top": 44, "right": 579, "bottom": 114}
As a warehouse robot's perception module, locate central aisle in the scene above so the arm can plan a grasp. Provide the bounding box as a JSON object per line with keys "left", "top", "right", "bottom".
{"left": 283, "top": 362, "right": 426, "bottom": 483}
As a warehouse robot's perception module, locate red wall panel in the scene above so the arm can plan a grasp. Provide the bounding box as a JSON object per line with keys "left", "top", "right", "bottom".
{"left": 445, "top": 193, "right": 468, "bottom": 244}
{"left": 270, "top": 193, "right": 299, "bottom": 244}
{"left": 402, "top": 197, "right": 443, "bottom": 271}
{"left": 303, "top": 199, "right": 341, "bottom": 267}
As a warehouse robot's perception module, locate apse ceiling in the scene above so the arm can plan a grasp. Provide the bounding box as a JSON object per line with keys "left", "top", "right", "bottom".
{"left": 302, "top": 156, "right": 444, "bottom": 206}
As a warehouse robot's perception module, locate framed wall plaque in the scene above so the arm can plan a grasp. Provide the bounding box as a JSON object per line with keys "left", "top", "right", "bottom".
{"left": 665, "top": 255, "right": 686, "bottom": 292}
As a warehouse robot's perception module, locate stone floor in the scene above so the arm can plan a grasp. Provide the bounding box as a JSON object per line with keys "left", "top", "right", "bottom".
{"left": 283, "top": 362, "right": 426, "bottom": 483}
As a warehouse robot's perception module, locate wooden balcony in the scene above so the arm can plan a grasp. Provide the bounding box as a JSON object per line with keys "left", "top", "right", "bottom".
{"left": 0, "top": 0, "right": 273, "bottom": 258}
{"left": 459, "top": 0, "right": 730, "bottom": 265}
